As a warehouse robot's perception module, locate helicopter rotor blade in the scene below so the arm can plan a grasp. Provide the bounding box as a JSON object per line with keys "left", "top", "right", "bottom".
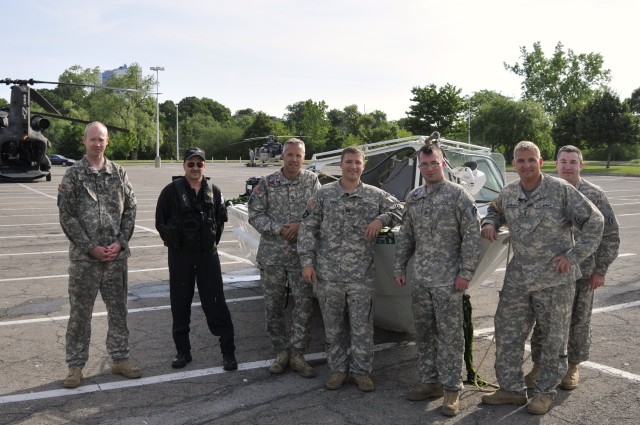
{"left": 34, "top": 111, "right": 130, "bottom": 133}
{"left": 30, "top": 88, "right": 61, "bottom": 115}
{"left": 2, "top": 78, "right": 149, "bottom": 94}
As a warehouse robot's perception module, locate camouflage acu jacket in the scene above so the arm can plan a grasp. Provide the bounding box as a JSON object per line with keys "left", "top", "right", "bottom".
{"left": 394, "top": 180, "right": 481, "bottom": 286}
{"left": 248, "top": 168, "right": 320, "bottom": 267}
{"left": 575, "top": 178, "right": 620, "bottom": 277}
{"left": 298, "top": 180, "right": 403, "bottom": 282}
{"left": 481, "top": 173, "right": 603, "bottom": 291}
{"left": 58, "top": 157, "right": 137, "bottom": 262}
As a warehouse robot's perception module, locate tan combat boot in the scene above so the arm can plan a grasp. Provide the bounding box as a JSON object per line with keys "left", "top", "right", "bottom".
{"left": 525, "top": 363, "right": 540, "bottom": 389}
{"left": 560, "top": 362, "right": 579, "bottom": 390}
{"left": 406, "top": 383, "right": 444, "bottom": 401}
{"left": 441, "top": 391, "right": 460, "bottom": 416}
{"left": 481, "top": 389, "right": 528, "bottom": 405}
{"left": 353, "top": 374, "right": 375, "bottom": 392}
{"left": 289, "top": 353, "right": 316, "bottom": 378}
{"left": 527, "top": 393, "right": 553, "bottom": 415}
{"left": 326, "top": 372, "right": 348, "bottom": 390}
{"left": 63, "top": 367, "right": 83, "bottom": 389}
{"left": 269, "top": 350, "right": 290, "bottom": 374}
{"left": 111, "top": 360, "right": 142, "bottom": 379}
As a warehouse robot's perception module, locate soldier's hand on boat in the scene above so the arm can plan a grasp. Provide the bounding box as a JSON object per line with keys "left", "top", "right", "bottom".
{"left": 302, "top": 266, "right": 316, "bottom": 285}
{"left": 394, "top": 276, "right": 406, "bottom": 286}
{"left": 480, "top": 224, "right": 498, "bottom": 241}
{"left": 454, "top": 275, "right": 470, "bottom": 292}
{"left": 364, "top": 218, "right": 383, "bottom": 242}
{"left": 550, "top": 255, "right": 571, "bottom": 273}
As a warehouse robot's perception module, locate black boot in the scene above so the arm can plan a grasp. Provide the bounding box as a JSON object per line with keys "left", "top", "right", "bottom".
{"left": 223, "top": 352, "right": 237, "bottom": 371}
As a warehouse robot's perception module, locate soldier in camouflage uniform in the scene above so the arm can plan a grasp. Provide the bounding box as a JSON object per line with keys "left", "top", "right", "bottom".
{"left": 393, "top": 143, "right": 481, "bottom": 417}
{"left": 57, "top": 122, "right": 140, "bottom": 388}
{"left": 527, "top": 145, "right": 620, "bottom": 391}
{"left": 248, "top": 139, "right": 321, "bottom": 378}
{"left": 298, "top": 146, "right": 403, "bottom": 392}
{"left": 480, "top": 141, "right": 603, "bottom": 415}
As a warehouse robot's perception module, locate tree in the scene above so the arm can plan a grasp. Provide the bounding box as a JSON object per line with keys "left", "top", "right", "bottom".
{"left": 404, "top": 84, "right": 467, "bottom": 136}
{"left": 552, "top": 100, "right": 587, "bottom": 150}
{"left": 505, "top": 42, "right": 611, "bottom": 116}
{"left": 629, "top": 88, "right": 640, "bottom": 115}
{"left": 472, "top": 95, "right": 553, "bottom": 161}
{"left": 243, "top": 111, "right": 276, "bottom": 140}
{"left": 178, "top": 97, "right": 232, "bottom": 123}
{"left": 284, "top": 99, "right": 330, "bottom": 154}
{"left": 87, "top": 63, "right": 155, "bottom": 159}
{"left": 580, "top": 89, "right": 639, "bottom": 167}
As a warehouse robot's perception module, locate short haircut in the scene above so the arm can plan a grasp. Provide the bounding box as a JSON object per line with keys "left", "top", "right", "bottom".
{"left": 283, "top": 138, "right": 305, "bottom": 153}
{"left": 84, "top": 121, "right": 108, "bottom": 137}
{"left": 557, "top": 145, "right": 583, "bottom": 162}
{"left": 340, "top": 145, "right": 365, "bottom": 161}
{"left": 513, "top": 141, "right": 540, "bottom": 158}
{"left": 418, "top": 143, "right": 443, "bottom": 159}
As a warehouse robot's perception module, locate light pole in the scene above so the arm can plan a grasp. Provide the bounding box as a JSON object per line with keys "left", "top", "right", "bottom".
{"left": 150, "top": 66, "right": 164, "bottom": 168}
{"left": 176, "top": 103, "right": 179, "bottom": 161}
{"left": 466, "top": 95, "right": 471, "bottom": 144}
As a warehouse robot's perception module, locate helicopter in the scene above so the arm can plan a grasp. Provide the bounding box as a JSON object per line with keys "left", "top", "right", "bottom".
{"left": 234, "top": 135, "right": 303, "bottom": 167}
{"left": 0, "top": 78, "right": 131, "bottom": 182}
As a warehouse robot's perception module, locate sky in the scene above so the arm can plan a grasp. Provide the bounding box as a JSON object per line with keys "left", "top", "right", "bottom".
{"left": 3, "top": 0, "right": 638, "bottom": 121}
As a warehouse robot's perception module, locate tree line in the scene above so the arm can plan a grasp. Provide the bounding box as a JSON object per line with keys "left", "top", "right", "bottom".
{"left": 3, "top": 42, "right": 638, "bottom": 167}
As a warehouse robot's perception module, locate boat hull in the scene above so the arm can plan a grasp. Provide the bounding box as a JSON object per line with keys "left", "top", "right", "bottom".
{"left": 228, "top": 204, "right": 510, "bottom": 333}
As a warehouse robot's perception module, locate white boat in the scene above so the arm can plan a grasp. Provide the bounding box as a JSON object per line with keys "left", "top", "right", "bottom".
{"left": 227, "top": 134, "right": 510, "bottom": 333}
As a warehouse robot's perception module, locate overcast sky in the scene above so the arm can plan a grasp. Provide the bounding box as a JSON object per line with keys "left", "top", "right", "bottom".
{"left": 3, "top": 0, "right": 638, "bottom": 120}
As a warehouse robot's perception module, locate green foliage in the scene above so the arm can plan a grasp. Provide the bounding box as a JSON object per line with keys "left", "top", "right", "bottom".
{"left": 505, "top": 41, "right": 611, "bottom": 116}
{"left": 243, "top": 112, "right": 276, "bottom": 140}
{"left": 629, "top": 88, "right": 640, "bottom": 114}
{"left": 405, "top": 83, "right": 467, "bottom": 136}
{"left": 284, "top": 99, "right": 330, "bottom": 155}
{"left": 471, "top": 93, "right": 552, "bottom": 161}
{"left": 579, "top": 89, "right": 639, "bottom": 166}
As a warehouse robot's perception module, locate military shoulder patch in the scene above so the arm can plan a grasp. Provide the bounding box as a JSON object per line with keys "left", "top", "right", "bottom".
{"left": 267, "top": 175, "right": 281, "bottom": 187}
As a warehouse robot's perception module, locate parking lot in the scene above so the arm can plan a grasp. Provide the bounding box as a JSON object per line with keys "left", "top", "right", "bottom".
{"left": 1, "top": 162, "right": 639, "bottom": 424}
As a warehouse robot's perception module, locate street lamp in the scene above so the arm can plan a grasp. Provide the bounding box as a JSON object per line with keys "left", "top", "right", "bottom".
{"left": 176, "top": 103, "right": 179, "bottom": 161}
{"left": 150, "top": 66, "right": 164, "bottom": 168}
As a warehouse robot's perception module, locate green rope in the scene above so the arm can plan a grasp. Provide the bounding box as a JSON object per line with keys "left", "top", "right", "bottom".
{"left": 463, "top": 293, "right": 489, "bottom": 386}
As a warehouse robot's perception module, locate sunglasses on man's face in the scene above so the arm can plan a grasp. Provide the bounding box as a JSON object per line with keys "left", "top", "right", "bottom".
{"left": 187, "top": 162, "right": 204, "bottom": 169}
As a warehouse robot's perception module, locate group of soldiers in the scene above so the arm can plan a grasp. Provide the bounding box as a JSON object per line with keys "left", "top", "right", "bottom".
{"left": 247, "top": 138, "right": 619, "bottom": 417}
{"left": 57, "top": 125, "right": 619, "bottom": 418}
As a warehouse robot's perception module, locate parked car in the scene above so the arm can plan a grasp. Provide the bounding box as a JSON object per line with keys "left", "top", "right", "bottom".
{"left": 47, "top": 154, "right": 76, "bottom": 166}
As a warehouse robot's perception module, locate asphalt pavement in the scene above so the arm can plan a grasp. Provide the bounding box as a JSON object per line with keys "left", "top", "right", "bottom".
{"left": 0, "top": 161, "right": 638, "bottom": 425}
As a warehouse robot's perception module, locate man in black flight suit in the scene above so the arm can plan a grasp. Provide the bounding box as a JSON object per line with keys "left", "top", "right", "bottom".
{"left": 155, "top": 147, "right": 237, "bottom": 371}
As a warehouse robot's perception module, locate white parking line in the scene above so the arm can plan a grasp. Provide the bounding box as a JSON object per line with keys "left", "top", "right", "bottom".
{"left": 0, "top": 342, "right": 405, "bottom": 405}
{"left": 17, "top": 184, "right": 57, "bottom": 200}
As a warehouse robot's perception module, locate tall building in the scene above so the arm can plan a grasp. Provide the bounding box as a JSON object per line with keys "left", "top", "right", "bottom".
{"left": 101, "top": 65, "right": 129, "bottom": 84}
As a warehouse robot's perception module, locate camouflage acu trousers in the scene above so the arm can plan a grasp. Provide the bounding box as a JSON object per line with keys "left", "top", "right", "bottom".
{"left": 260, "top": 265, "right": 314, "bottom": 355}
{"left": 494, "top": 281, "right": 573, "bottom": 394}
{"left": 316, "top": 279, "right": 375, "bottom": 376}
{"left": 531, "top": 278, "right": 591, "bottom": 365}
{"left": 412, "top": 284, "right": 464, "bottom": 391}
{"left": 66, "top": 259, "right": 130, "bottom": 367}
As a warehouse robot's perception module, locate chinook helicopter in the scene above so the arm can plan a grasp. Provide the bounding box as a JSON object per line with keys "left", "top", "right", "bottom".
{"left": 0, "top": 78, "right": 131, "bottom": 182}
{"left": 234, "top": 135, "right": 303, "bottom": 167}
